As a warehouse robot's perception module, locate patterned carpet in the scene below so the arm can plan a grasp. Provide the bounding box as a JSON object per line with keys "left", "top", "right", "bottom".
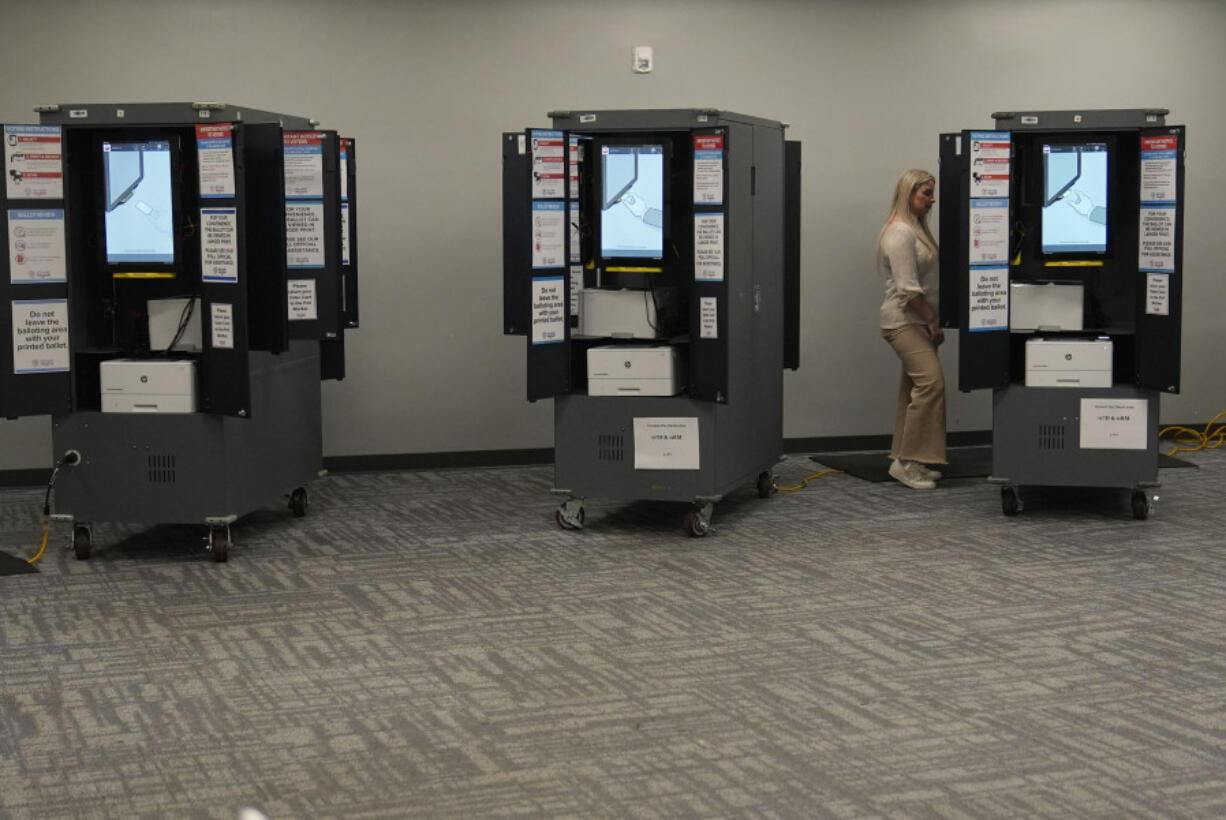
{"left": 1, "top": 451, "right": 1225, "bottom": 818}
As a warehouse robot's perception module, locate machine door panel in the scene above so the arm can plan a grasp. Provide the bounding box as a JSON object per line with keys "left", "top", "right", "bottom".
{"left": 320, "top": 334, "right": 345, "bottom": 381}
{"left": 319, "top": 135, "right": 356, "bottom": 383}
{"left": 938, "top": 133, "right": 964, "bottom": 329}
{"left": 285, "top": 130, "right": 343, "bottom": 346}
{"left": 944, "top": 129, "right": 1010, "bottom": 391}
{"left": 340, "top": 137, "right": 359, "bottom": 331}
{"left": 0, "top": 122, "right": 73, "bottom": 418}
{"left": 1134, "top": 125, "right": 1184, "bottom": 393}
{"left": 509, "top": 128, "right": 573, "bottom": 401}
{"left": 194, "top": 122, "right": 256, "bottom": 417}
{"left": 240, "top": 122, "right": 290, "bottom": 354}
{"left": 502, "top": 131, "right": 533, "bottom": 336}
{"left": 688, "top": 126, "right": 731, "bottom": 402}
{"left": 783, "top": 139, "right": 801, "bottom": 371}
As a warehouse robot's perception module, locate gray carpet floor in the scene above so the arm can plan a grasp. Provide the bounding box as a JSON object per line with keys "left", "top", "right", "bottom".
{"left": 1, "top": 450, "right": 1225, "bottom": 818}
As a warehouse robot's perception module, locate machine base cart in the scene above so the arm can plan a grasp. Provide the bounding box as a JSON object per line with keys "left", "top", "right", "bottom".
{"left": 989, "top": 384, "right": 1159, "bottom": 519}
{"left": 52, "top": 343, "right": 323, "bottom": 561}
{"left": 551, "top": 395, "right": 780, "bottom": 536}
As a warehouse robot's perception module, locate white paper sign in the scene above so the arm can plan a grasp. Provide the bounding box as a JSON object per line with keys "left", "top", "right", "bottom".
{"left": 200, "top": 208, "right": 238, "bottom": 282}
{"left": 569, "top": 201, "right": 580, "bottom": 264}
{"left": 340, "top": 139, "right": 350, "bottom": 202}
{"left": 695, "top": 213, "right": 724, "bottom": 281}
{"left": 531, "top": 275, "right": 565, "bottom": 345}
{"left": 969, "top": 131, "right": 1010, "bottom": 198}
{"left": 1080, "top": 398, "right": 1147, "bottom": 450}
{"left": 11, "top": 298, "right": 69, "bottom": 373}
{"left": 569, "top": 137, "right": 580, "bottom": 201}
{"left": 287, "top": 279, "right": 317, "bottom": 321}
{"left": 969, "top": 198, "right": 1009, "bottom": 264}
{"left": 531, "top": 201, "right": 565, "bottom": 268}
{"left": 569, "top": 264, "right": 582, "bottom": 318}
{"left": 968, "top": 266, "right": 1009, "bottom": 331}
{"left": 286, "top": 201, "right": 325, "bottom": 268}
{"left": 1145, "top": 273, "right": 1170, "bottom": 317}
{"left": 693, "top": 134, "right": 724, "bottom": 204}
{"left": 699, "top": 296, "right": 718, "bottom": 339}
{"left": 196, "top": 124, "right": 236, "bottom": 198}
{"left": 4, "top": 125, "right": 63, "bottom": 200}
{"left": 1138, "top": 205, "right": 1175, "bottom": 273}
{"left": 8, "top": 209, "right": 66, "bottom": 283}
{"left": 340, "top": 202, "right": 351, "bottom": 266}
{"left": 530, "top": 130, "right": 566, "bottom": 199}
{"left": 284, "top": 132, "right": 325, "bottom": 198}
{"left": 211, "top": 302, "right": 234, "bottom": 349}
{"left": 634, "top": 417, "right": 700, "bottom": 470}
{"left": 1140, "top": 135, "right": 1178, "bottom": 203}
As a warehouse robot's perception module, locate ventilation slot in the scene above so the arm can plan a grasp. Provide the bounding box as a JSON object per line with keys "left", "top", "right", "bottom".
{"left": 1038, "top": 423, "right": 1066, "bottom": 451}
{"left": 596, "top": 433, "right": 625, "bottom": 462}
{"left": 147, "top": 454, "right": 177, "bottom": 484}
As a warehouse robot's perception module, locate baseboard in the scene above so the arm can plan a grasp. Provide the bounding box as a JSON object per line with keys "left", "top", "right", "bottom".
{"left": 787, "top": 430, "right": 992, "bottom": 454}
{"left": 0, "top": 468, "right": 53, "bottom": 489}
{"left": 322, "top": 434, "right": 997, "bottom": 473}
{"left": 0, "top": 424, "right": 1211, "bottom": 488}
{"left": 322, "top": 447, "right": 554, "bottom": 473}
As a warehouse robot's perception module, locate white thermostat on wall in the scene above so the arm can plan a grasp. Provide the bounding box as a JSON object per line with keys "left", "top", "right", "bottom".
{"left": 633, "top": 46, "right": 653, "bottom": 74}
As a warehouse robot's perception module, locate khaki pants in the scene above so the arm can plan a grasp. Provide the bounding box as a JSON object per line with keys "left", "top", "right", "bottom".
{"left": 882, "top": 324, "right": 946, "bottom": 464}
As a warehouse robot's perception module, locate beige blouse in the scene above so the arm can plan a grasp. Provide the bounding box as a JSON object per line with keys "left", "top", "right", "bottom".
{"left": 878, "top": 220, "right": 938, "bottom": 330}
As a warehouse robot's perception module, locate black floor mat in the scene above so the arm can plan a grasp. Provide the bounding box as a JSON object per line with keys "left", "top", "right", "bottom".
{"left": 0, "top": 550, "right": 39, "bottom": 576}
{"left": 811, "top": 445, "right": 1196, "bottom": 482}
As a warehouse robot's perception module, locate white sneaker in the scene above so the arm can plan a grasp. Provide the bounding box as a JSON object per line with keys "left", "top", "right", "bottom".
{"left": 889, "top": 459, "right": 936, "bottom": 490}
{"left": 893, "top": 459, "right": 941, "bottom": 481}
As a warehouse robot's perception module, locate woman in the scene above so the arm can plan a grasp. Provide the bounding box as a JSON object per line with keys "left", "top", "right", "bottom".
{"left": 878, "top": 169, "right": 946, "bottom": 490}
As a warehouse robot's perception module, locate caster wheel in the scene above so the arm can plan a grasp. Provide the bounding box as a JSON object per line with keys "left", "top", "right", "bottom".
{"left": 210, "top": 528, "right": 231, "bottom": 563}
{"left": 1131, "top": 491, "right": 1150, "bottom": 520}
{"left": 72, "top": 525, "right": 92, "bottom": 560}
{"left": 684, "top": 510, "right": 711, "bottom": 538}
{"left": 556, "top": 506, "right": 585, "bottom": 530}
{"left": 289, "top": 487, "right": 309, "bottom": 518}
{"left": 1001, "top": 487, "right": 1020, "bottom": 517}
{"left": 756, "top": 471, "right": 775, "bottom": 499}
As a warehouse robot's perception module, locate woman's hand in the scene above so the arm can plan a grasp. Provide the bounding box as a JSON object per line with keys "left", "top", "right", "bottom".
{"left": 927, "top": 319, "right": 945, "bottom": 347}
{"left": 908, "top": 293, "right": 943, "bottom": 347}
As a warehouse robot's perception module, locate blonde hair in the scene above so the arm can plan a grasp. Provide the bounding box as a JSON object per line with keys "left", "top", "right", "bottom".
{"left": 877, "top": 168, "right": 937, "bottom": 255}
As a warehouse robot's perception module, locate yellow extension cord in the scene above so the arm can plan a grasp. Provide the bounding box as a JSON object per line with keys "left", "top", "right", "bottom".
{"left": 777, "top": 468, "right": 843, "bottom": 492}
{"left": 27, "top": 521, "right": 50, "bottom": 565}
{"left": 28, "top": 452, "right": 77, "bottom": 564}
{"left": 1160, "top": 409, "right": 1226, "bottom": 457}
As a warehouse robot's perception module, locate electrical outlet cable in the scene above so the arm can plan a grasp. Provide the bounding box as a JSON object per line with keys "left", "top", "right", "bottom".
{"left": 28, "top": 522, "right": 50, "bottom": 565}
{"left": 777, "top": 468, "right": 843, "bottom": 492}
{"left": 27, "top": 451, "right": 79, "bottom": 564}
{"left": 165, "top": 295, "right": 197, "bottom": 353}
{"left": 1159, "top": 410, "right": 1226, "bottom": 457}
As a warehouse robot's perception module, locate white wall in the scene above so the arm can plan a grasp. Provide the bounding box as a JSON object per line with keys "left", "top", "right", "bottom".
{"left": 2, "top": 0, "right": 1224, "bottom": 470}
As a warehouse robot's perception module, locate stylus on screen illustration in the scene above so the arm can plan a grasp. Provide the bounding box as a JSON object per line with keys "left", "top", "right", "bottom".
{"left": 603, "top": 153, "right": 638, "bottom": 211}
{"left": 1045, "top": 149, "right": 1081, "bottom": 207}
{"left": 106, "top": 149, "right": 145, "bottom": 213}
